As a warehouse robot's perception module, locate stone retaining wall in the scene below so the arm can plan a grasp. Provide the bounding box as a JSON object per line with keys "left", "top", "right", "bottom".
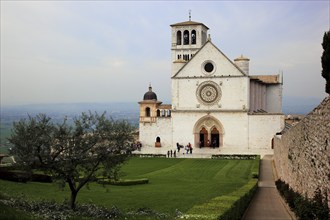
{"left": 273, "top": 96, "right": 330, "bottom": 204}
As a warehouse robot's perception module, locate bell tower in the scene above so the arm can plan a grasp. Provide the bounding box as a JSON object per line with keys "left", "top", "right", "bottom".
{"left": 170, "top": 16, "right": 209, "bottom": 76}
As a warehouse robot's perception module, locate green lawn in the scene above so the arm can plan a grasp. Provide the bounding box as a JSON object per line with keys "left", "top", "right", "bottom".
{"left": 0, "top": 157, "right": 258, "bottom": 217}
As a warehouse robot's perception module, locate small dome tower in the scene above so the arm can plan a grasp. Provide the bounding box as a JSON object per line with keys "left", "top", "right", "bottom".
{"left": 138, "top": 85, "right": 162, "bottom": 124}
{"left": 143, "top": 85, "right": 157, "bottom": 101}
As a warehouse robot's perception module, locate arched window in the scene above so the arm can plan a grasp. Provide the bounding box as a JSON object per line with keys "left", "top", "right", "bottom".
{"left": 156, "top": 137, "right": 161, "bottom": 143}
{"left": 183, "top": 30, "right": 189, "bottom": 45}
{"left": 157, "top": 109, "right": 160, "bottom": 117}
{"left": 177, "top": 31, "right": 182, "bottom": 45}
{"left": 145, "top": 107, "right": 151, "bottom": 117}
{"left": 167, "top": 110, "right": 171, "bottom": 117}
{"left": 162, "top": 110, "right": 165, "bottom": 117}
{"left": 191, "top": 30, "right": 196, "bottom": 44}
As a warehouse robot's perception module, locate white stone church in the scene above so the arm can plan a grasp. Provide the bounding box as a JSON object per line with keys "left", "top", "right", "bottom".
{"left": 138, "top": 19, "right": 285, "bottom": 156}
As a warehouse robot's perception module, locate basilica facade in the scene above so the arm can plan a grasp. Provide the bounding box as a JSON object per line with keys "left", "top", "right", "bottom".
{"left": 138, "top": 19, "right": 284, "bottom": 155}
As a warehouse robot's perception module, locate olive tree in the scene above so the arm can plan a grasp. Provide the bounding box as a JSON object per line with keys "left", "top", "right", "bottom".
{"left": 8, "top": 112, "right": 135, "bottom": 209}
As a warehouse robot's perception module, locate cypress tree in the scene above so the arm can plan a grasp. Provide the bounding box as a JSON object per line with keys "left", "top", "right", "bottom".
{"left": 321, "top": 31, "right": 330, "bottom": 94}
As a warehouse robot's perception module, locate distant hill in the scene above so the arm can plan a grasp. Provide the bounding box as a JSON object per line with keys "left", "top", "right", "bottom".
{"left": 0, "top": 97, "right": 326, "bottom": 153}
{"left": 1, "top": 102, "right": 139, "bottom": 121}
{"left": 1, "top": 97, "right": 325, "bottom": 123}
{"left": 0, "top": 102, "right": 140, "bottom": 152}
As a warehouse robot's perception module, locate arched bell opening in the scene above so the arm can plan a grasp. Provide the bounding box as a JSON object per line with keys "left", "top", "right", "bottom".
{"left": 177, "top": 31, "right": 182, "bottom": 45}
{"left": 145, "top": 107, "right": 151, "bottom": 117}
{"left": 183, "top": 30, "right": 189, "bottom": 45}
{"left": 191, "top": 30, "right": 196, "bottom": 44}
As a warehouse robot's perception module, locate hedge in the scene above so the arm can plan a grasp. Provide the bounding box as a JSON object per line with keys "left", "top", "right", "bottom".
{"left": 0, "top": 170, "right": 52, "bottom": 183}
{"left": 0, "top": 170, "right": 29, "bottom": 183}
{"left": 98, "top": 178, "right": 149, "bottom": 186}
{"left": 183, "top": 179, "right": 258, "bottom": 219}
{"left": 132, "top": 154, "right": 167, "bottom": 158}
{"left": 211, "top": 154, "right": 259, "bottom": 160}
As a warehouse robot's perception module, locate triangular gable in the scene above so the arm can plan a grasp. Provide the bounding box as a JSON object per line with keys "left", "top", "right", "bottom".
{"left": 172, "top": 41, "right": 246, "bottom": 78}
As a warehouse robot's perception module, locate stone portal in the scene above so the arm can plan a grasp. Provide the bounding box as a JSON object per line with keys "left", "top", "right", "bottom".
{"left": 194, "top": 115, "right": 224, "bottom": 148}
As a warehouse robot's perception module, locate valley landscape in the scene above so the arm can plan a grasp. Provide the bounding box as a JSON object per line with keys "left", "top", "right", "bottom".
{"left": 0, "top": 96, "right": 322, "bottom": 154}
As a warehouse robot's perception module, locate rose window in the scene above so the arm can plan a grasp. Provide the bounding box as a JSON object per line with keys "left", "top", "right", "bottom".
{"left": 196, "top": 81, "right": 221, "bottom": 105}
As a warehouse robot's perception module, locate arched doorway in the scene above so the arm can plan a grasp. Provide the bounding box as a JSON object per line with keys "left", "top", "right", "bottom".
{"left": 199, "top": 127, "right": 208, "bottom": 148}
{"left": 193, "top": 115, "right": 224, "bottom": 149}
{"left": 211, "top": 127, "right": 219, "bottom": 148}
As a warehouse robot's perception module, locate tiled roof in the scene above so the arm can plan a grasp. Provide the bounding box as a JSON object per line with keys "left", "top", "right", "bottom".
{"left": 170, "top": 21, "right": 209, "bottom": 29}
{"left": 250, "top": 75, "right": 280, "bottom": 84}
{"left": 159, "top": 104, "right": 172, "bottom": 109}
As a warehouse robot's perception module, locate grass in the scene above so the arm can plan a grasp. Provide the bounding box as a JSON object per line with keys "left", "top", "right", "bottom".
{"left": 0, "top": 157, "right": 259, "bottom": 218}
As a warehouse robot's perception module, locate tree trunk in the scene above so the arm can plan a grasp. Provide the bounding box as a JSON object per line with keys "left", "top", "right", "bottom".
{"left": 70, "top": 190, "right": 77, "bottom": 209}
{"left": 67, "top": 178, "right": 78, "bottom": 210}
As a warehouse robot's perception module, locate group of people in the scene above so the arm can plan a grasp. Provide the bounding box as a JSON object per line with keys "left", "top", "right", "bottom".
{"left": 131, "top": 141, "right": 142, "bottom": 151}
{"left": 167, "top": 142, "right": 193, "bottom": 158}
{"left": 176, "top": 142, "right": 193, "bottom": 154}
{"left": 167, "top": 150, "right": 177, "bottom": 158}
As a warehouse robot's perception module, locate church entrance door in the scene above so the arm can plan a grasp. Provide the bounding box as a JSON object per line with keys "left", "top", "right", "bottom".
{"left": 199, "top": 127, "right": 208, "bottom": 148}
{"left": 211, "top": 127, "right": 220, "bottom": 148}
{"left": 193, "top": 115, "right": 224, "bottom": 149}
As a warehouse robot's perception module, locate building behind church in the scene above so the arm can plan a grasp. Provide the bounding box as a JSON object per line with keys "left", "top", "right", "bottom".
{"left": 138, "top": 18, "right": 285, "bottom": 156}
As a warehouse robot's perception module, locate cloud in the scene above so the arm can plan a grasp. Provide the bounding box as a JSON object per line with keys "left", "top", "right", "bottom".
{"left": 1, "top": 1, "right": 329, "bottom": 105}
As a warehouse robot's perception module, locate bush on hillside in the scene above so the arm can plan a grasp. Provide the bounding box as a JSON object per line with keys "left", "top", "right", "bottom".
{"left": 275, "top": 179, "right": 329, "bottom": 219}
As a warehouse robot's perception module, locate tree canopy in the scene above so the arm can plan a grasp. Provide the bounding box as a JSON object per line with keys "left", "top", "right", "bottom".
{"left": 321, "top": 31, "right": 330, "bottom": 94}
{"left": 8, "top": 112, "right": 135, "bottom": 209}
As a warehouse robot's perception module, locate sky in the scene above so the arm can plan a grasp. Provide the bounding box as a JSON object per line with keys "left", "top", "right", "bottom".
{"left": 1, "top": 1, "right": 329, "bottom": 106}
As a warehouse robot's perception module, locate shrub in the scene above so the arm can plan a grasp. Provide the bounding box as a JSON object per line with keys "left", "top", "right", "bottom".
{"left": 0, "top": 195, "right": 121, "bottom": 220}
{"left": 184, "top": 179, "right": 258, "bottom": 220}
{"left": 275, "top": 179, "right": 329, "bottom": 220}
{"left": 126, "top": 207, "right": 169, "bottom": 219}
{"left": 31, "top": 173, "right": 52, "bottom": 183}
{"left": 98, "top": 178, "right": 149, "bottom": 186}
{"left": 132, "top": 154, "right": 167, "bottom": 158}
{"left": 0, "top": 170, "right": 52, "bottom": 183}
{"left": 251, "top": 172, "right": 259, "bottom": 179}
{"left": 211, "top": 154, "right": 258, "bottom": 160}
{"left": 218, "top": 179, "right": 258, "bottom": 220}
{"left": 0, "top": 170, "right": 29, "bottom": 183}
